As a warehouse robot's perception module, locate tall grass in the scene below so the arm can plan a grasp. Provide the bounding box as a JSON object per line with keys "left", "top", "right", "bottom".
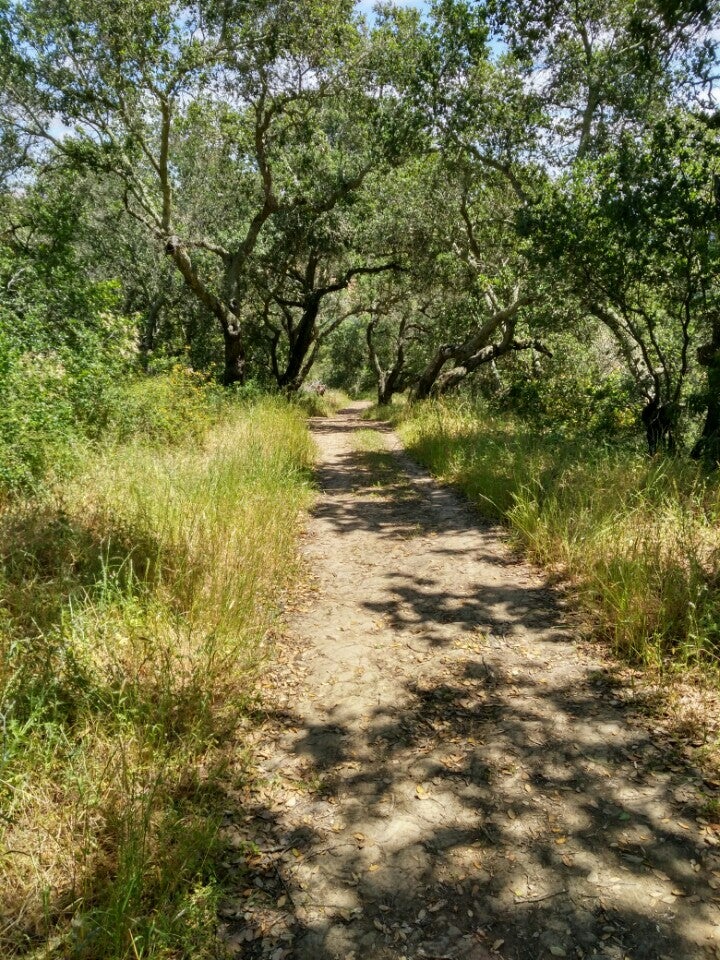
{"left": 0, "top": 392, "right": 313, "bottom": 958}
{"left": 290, "top": 388, "right": 350, "bottom": 418}
{"left": 395, "top": 401, "right": 720, "bottom": 673}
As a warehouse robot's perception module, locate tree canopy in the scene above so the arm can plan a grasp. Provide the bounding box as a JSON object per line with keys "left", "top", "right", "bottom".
{"left": 1, "top": 0, "right": 719, "bottom": 460}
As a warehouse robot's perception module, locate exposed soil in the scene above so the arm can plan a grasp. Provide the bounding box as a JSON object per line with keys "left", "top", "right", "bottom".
{"left": 219, "top": 403, "right": 720, "bottom": 960}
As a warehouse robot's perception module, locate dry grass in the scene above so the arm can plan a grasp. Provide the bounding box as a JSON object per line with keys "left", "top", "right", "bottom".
{"left": 393, "top": 400, "right": 720, "bottom": 676}
{"left": 0, "top": 396, "right": 313, "bottom": 958}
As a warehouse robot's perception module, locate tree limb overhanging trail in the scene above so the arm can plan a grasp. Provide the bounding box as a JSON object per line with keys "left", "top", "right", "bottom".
{"left": 220, "top": 404, "right": 720, "bottom": 960}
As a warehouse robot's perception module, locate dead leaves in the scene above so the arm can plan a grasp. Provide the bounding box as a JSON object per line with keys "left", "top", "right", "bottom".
{"left": 218, "top": 414, "right": 720, "bottom": 960}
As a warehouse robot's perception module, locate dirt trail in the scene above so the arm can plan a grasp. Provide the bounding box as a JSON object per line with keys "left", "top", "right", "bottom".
{"left": 222, "top": 403, "right": 720, "bottom": 960}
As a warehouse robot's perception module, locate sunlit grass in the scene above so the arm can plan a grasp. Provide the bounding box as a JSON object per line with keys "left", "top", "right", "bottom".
{"left": 0, "top": 396, "right": 313, "bottom": 958}
{"left": 353, "top": 429, "right": 387, "bottom": 453}
{"left": 290, "top": 388, "right": 350, "bottom": 418}
{"left": 393, "top": 400, "right": 720, "bottom": 676}
{"left": 361, "top": 398, "right": 406, "bottom": 421}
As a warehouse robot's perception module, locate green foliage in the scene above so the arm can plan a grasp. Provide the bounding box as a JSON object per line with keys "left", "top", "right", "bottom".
{"left": 0, "top": 394, "right": 314, "bottom": 957}
{"left": 397, "top": 400, "right": 720, "bottom": 673}
{"left": 491, "top": 337, "right": 640, "bottom": 438}
{"left": 524, "top": 112, "right": 720, "bottom": 450}
{"left": 102, "top": 367, "right": 228, "bottom": 445}
{"left": 0, "top": 1, "right": 719, "bottom": 952}
{"left": 0, "top": 168, "right": 137, "bottom": 490}
{"left": 2, "top": 0, "right": 717, "bottom": 453}
{"left": 0, "top": 280, "right": 136, "bottom": 491}
{"left": 323, "top": 318, "right": 374, "bottom": 394}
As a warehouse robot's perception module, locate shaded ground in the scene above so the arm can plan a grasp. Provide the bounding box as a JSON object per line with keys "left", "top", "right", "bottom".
{"left": 219, "top": 403, "right": 720, "bottom": 960}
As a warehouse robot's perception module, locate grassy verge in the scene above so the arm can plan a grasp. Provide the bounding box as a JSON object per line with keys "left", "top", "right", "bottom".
{"left": 389, "top": 400, "right": 720, "bottom": 677}
{"left": 350, "top": 428, "right": 411, "bottom": 491}
{"left": 291, "top": 388, "right": 350, "bottom": 418}
{"left": 0, "top": 390, "right": 313, "bottom": 958}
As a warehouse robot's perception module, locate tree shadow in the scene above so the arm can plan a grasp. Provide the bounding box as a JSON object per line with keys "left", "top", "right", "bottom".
{"left": 217, "top": 415, "right": 720, "bottom": 960}
{"left": 221, "top": 656, "right": 718, "bottom": 959}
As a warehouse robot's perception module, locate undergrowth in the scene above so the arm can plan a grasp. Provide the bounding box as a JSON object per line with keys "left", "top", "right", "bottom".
{"left": 391, "top": 400, "right": 720, "bottom": 676}
{"left": 0, "top": 385, "right": 313, "bottom": 958}
{"left": 290, "top": 388, "right": 349, "bottom": 418}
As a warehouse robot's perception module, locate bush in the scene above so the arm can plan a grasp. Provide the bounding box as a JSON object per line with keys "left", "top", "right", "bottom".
{"left": 0, "top": 268, "right": 138, "bottom": 492}
{"left": 102, "top": 367, "right": 228, "bottom": 445}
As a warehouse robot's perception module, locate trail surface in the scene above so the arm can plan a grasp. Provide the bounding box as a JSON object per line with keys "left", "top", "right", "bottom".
{"left": 222, "top": 403, "right": 720, "bottom": 960}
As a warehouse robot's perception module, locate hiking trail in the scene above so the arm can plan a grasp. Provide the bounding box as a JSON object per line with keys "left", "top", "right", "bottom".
{"left": 220, "top": 403, "right": 720, "bottom": 960}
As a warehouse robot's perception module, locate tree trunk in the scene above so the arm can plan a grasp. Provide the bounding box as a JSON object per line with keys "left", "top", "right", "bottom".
{"left": 368, "top": 319, "right": 393, "bottom": 406}
{"left": 641, "top": 398, "right": 676, "bottom": 455}
{"left": 691, "top": 366, "right": 720, "bottom": 464}
{"left": 434, "top": 364, "right": 471, "bottom": 394}
{"left": 222, "top": 327, "right": 246, "bottom": 386}
{"left": 277, "top": 300, "right": 320, "bottom": 391}
{"left": 691, "top": 327, "right": 720, "bottom": 465}
{"left": 140, "top": 294, "right": 164, "bottom": 369}
{"left": 368, "top": 320, "right": 406, "bottom": 406}
{"left": 489, "top": 359, "right": 504, "bottom": 393}
{"left": 433, "top": 335, "right": 538, "bottom": 395}
{"left": 378, "top": 373, "right": 401, "bottom": 406}
{"left": 165, "top": 238, "right": 245, "bottom": 386}
{"left": 413, "top": 346, "right": 455, "bottom": 400}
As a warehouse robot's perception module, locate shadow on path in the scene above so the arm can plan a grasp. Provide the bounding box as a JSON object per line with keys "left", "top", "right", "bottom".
{"left": 220, "top": 406, "right": 720, "bottom": 960}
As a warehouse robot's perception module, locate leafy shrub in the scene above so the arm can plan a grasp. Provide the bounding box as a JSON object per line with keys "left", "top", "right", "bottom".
{"left": 102, "top": 367, "right": 227, "bottom": 445}
{"left": 0, "top": 233, "right": 138, "bottom": 491}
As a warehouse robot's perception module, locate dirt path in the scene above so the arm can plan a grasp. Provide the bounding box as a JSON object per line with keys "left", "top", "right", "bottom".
{"left": 221, "top": 403, "right": 720, "bottom": 960}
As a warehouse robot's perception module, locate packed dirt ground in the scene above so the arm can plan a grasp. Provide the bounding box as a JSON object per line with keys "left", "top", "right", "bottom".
{"left": 219, "top": 403, "right": 720, "bottom": 960}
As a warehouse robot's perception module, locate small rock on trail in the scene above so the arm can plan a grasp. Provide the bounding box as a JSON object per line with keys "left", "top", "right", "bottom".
{"left": 221, "top": 403, "right": 720, "bottom": 960}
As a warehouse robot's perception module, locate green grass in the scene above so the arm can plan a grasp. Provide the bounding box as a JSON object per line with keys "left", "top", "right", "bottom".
{"left": 291, "top": 388, "right": 350, "bottom": 418}
{"left": 0, "top": 392, "right": 314, "bottom": 958}
{"left": 361, "top": 397, "right": 407, "bottom": 422}
{"left": 353, "top": 428, "right": 387, "bottom": 453}
{"left": 391, "top": 400, "right": 720, "bottom": 675}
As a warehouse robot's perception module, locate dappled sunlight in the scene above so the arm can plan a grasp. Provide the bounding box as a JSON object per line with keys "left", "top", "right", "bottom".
{"left": 221, "top": 405, "right": 720, "bottom": 960}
